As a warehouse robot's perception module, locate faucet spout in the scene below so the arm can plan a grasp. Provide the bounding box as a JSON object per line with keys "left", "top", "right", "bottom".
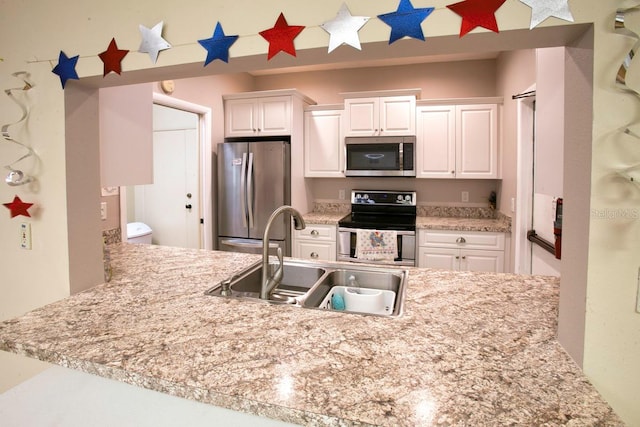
{"left": 260, "top": 206, "right": 306, "bottom": 300}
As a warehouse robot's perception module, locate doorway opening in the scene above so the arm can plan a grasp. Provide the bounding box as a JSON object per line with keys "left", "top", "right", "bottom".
{"left": 121, "top": 93, "right": 213, "bottom": 250}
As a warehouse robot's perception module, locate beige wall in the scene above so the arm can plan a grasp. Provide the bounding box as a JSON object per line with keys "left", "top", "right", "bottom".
{"left": 0, "top": 1, "right": 639, "bottom": 424}
{"left": 254, "top": 59, "right": 497, "bottom": 104}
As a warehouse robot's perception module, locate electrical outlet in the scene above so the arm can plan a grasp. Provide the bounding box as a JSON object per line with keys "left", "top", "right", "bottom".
{"left": 100, "top": 202, "right": 107, "bottom": 220}
{"left": 511, "top": 197, "right": 515, "bottom": 212}
{"left": 339, "top": 189, "right": 346, "bottom": 200}
{"left": 461, "top": 191, "right": 469, "bottom": 203}
{"left": 20, "top": 222, "right": 31, "bottom": 250}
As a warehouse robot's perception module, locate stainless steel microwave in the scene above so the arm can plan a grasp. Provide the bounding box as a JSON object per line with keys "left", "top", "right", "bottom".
{"left": 345, "top": 136, "right": 416, "bottom": 177}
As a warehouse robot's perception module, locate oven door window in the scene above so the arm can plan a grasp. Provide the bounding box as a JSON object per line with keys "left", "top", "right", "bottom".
{"left": 346, "top": 144, "right": 400, "bottom": 170}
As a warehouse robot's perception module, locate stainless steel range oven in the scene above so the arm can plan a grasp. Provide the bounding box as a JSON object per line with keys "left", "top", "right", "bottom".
{"left": 337, "top": 190, "right": 416, "bottom": 266}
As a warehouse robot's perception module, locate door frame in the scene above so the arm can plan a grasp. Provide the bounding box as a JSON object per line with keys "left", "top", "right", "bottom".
{"left": 514, "top": 85, "right": 536, "bottom": 274}
{"left": 120, "top": 93, "right": 213, "bottom": 250}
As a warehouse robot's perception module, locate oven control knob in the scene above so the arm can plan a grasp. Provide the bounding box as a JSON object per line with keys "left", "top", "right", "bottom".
{"left": 363, "top": 194, "right": 369, "bottom": 199}
{"left": 405, "top": 195, "right": 411, "bottom": 201}
{"left": 356, "top": 193, "right": 361, "bottom": 199}
{"left": 397, "top": 195, "right": 402, "bottom": 201}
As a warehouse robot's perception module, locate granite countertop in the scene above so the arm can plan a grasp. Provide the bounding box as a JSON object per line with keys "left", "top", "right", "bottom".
{"left": 302, "top": 212, "right": 511, "bottom": 233}
{"left": 0, "top": 244, "right": 621, "bottom": 426}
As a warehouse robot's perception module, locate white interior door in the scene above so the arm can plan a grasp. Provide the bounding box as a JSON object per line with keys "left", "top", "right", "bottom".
{"left": 131, "top": 105, "right": 201, "bottom": 249}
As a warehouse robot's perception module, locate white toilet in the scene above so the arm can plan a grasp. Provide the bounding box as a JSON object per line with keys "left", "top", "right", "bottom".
{"left": 126, "top": 222, "right": 153, "bottom": 244}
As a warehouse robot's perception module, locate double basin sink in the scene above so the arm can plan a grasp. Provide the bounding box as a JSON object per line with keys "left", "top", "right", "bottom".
{"left": 205, "top": 259, "right": 409, "bottom": 317}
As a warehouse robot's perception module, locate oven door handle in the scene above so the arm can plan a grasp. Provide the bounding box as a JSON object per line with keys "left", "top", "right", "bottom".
{"left": 338, "top": 227, "right": 415, "bottom": 236}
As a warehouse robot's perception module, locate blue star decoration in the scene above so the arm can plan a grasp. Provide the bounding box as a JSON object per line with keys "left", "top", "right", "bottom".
{"left": 52, "top": 51, "right": 79, "bottom": 89}
{"left": 198, "top": 22, "right": 239, "bottom": 65}
{"left": 377, "top": 0, "right": 435, "bottom": 44}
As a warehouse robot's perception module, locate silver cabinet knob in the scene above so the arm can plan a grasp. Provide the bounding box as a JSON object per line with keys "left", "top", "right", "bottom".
{"left": 456, "top": 237, "right": 466, "bottom": 244}
{"left": 310, "top": 252, "right": 319, "bottom": 259}
{"left": 310, "top": 229, "right": 319, "bottom": 237}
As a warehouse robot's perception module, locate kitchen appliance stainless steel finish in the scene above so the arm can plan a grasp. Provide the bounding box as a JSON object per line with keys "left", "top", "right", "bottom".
{"left": 345, "top": 136, "right": 416, "bottom": 177}
{"left": 217, "top": 140, "right": 291, "bottom": 255}
{"left": 338, "top": 190, "right": 417, "bottom": 266}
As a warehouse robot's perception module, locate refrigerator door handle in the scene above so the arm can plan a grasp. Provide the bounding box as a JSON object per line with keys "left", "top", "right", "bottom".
{"left": 247, "top": 152, "right": 255, "bottom": 229}
{"left": 240, "top": 152, "right": 248, "bottom": 228}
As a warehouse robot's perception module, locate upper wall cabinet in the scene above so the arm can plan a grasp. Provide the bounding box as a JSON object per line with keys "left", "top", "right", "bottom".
{"left": 99, "top": 83, "right": 153, "bottom": 187}
{"left": 224, "top": 95, "right": 292, "bottom": 137}
{"left": 304, "top": 107, "right": 344, "bottom": 178}
{"left": 416, "top": 102, "right": 499, "bottom": 179}
{"left": 344, "top": 94, "right": 417, "bottom": 137}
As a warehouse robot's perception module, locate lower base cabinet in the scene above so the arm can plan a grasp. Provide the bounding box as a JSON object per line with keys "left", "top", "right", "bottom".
{"left": 418, "top": 230, "right": 505, "bottom": 273}
{"left": 292, "top": 223, "right": 336, "bottom": 261}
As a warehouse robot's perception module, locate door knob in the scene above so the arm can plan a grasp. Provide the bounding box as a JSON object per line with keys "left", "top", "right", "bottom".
{"left": 185, "top": 204, "right": 192, "bottom": 209}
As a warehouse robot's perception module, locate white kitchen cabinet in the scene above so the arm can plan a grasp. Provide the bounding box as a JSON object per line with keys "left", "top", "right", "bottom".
{"left": 344, "top": 96, "right": 416, "bottom": 137}
{"left": 293, "top": 223, "right": 336, "bottom": 261}
{"left": 416, "top": 103, "right": 498, "bottom": 179}
{"left": 304, "top": 108, "right": 344, "bottom": 177}
{"left": 417, "top": 229, "right": 505, "bottom": 272}
{"left": 224, "top": 95, "right": 292, "bottom": 137}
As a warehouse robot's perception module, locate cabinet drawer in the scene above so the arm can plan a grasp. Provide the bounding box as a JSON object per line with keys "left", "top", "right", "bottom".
{"left": 419, "top": 230, "right": 504, "bottom": 250}
{"left": 295, "top": 224, "right": 336, "bottom": 241}
{"left": 296, "top": 241, "right": 335, "bottom": 261}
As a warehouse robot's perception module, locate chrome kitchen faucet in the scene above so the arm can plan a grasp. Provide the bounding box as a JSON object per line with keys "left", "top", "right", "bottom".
{"left": 261, "top": 206, "right": 306, "bottom": 299}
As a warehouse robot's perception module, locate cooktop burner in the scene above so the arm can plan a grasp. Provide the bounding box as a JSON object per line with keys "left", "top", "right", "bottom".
{"left": 338, "top": 190, "right": 417, "bottom": 231}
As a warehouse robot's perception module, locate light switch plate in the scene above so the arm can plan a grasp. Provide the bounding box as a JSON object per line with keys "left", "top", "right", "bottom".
{"left": 636, "top": 267, "right": 640, "bottom": 314}
{"left": 461, "top": 191, "right": 469, "bottom": 203}
{"left": 20, "top": 222, "right": 31, "bottom": 250}
{"left": 100, "top": 202, "right": 107, "bottom": 220}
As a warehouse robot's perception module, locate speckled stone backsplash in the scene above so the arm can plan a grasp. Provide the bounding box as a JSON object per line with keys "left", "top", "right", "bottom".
{"left": 102, "top": 227, "right": 122, "bottom": 245}
{"left": 417, "top": 205, "right": 496, "bottom": 218}
{"left": 312, "top": 201, "right": 351, "bottom": 214}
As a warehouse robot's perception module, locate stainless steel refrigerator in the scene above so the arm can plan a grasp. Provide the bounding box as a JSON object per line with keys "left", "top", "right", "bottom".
{"left": 217, "top": 140, "right": 291, "bottom": 255}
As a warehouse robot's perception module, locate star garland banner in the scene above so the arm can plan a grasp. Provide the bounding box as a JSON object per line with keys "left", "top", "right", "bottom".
{"left": 2, "top": 71, "right": 37, "bottom": 187}
{"left": 198, "top": 22, "right": 239, "bottom": 65}
{"left": 378, "top": 0, "right": 435, "bottom": 44}
{"left": 98, "top": 38, "right": 129, "bottom": 76}
{"left": 447, "top": 0, "right": 507, "bottom": 37}
{"left": 3, "top": 195, "right": 33, "bottom": 218}
{"left": 24, "top": 1, "right": 592, "bottom": 88}
{"left": 259, "top": 13, "right": 305, "bottom": 60}
{"left": 321, "top": 3, "right": 370, "bottom": 53}
{"left": 519, "top": 0, "right": 575, "bottom": 29}
{"left": 138, "top": 21, "right": 171, "bottom": 64}
{"left": 51, "top": 51, "right": 79, "bottom": 88}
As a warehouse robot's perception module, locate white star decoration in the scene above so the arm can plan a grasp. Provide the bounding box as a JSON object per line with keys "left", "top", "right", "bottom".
{"left": 519, "top": 0, "right": 574, "bottom": 29}
{"left": 321, "top": 3, "right": 370, "bottom": 53}
{"left": 138, "top": 21, "right": 172, "bottom": 63}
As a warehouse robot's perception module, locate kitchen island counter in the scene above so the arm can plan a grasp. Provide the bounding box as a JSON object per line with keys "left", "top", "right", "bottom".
{"left": 0, "top": 244, "right": 621, "bottom": 426}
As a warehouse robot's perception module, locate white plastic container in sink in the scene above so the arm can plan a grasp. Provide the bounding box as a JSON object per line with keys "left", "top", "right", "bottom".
{"left": 319, "top": 286, "right": 396, "bottom": 316}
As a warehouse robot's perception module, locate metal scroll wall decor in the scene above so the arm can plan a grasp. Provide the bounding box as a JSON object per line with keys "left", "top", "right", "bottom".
{"left": 615, "top": 5, "right": 640, "bottom": 185}
{"left": 2, "top": 71, "right": 37, "bottom": 187}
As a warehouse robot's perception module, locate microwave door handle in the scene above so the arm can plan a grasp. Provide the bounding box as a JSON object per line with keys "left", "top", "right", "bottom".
{"left": 399, "top": 143, "right": 404, "bottom": 171}
{"left": 240, "top": 152, "right": 248, "bottom": 228}
{"left": 247, "top": 152, "right": 255, "bottom": 229}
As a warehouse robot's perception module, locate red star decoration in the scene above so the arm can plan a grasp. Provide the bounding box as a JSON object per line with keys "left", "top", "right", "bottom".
{"left": 98, "top": 38, "right": 129, "bottom": 76}
{"left": 259, "top": 13, "right": 305, "bottom": 60}
{"left": 447, "top": 0, "right": 507, "bottom": 37}
{"left": 3, "top": 196, "right": 33, "bottom": 218}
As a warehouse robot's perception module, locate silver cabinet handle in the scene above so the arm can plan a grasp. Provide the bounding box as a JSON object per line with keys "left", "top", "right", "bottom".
{"left": 456, "top": 237, "right": 466, "bottom": 244}
{"left": 310, "top": 229, "right": 319, "bottom": 237}
{"left": 310, "top": 252, "right": 319, "bottom": 259}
